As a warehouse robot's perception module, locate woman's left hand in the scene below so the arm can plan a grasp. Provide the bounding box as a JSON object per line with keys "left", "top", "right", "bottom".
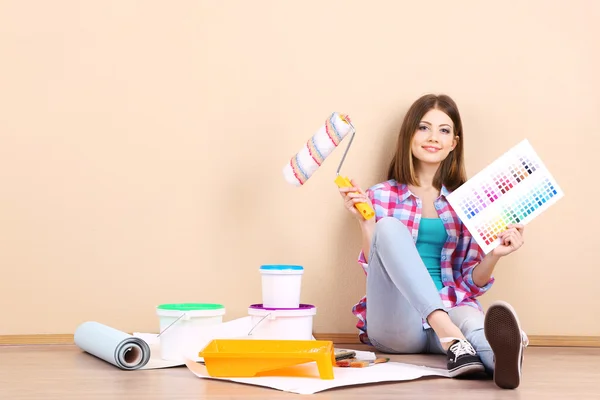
{"left": 492, "top": 224, "right": 525, "bottom": 257}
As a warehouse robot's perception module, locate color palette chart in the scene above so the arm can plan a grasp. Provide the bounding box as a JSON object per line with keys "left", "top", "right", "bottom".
{"left": 446, "top": 139, "right": 564, "bottom": 254}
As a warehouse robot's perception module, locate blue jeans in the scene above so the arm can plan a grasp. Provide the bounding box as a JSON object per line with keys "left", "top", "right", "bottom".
{"left": 365, "top": 217, "right": 494, "bottom": 374}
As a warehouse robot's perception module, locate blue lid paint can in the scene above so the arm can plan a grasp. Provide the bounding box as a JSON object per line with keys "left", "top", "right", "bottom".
{"left": 259, "top": 265, "right": 304, "bottom": 309}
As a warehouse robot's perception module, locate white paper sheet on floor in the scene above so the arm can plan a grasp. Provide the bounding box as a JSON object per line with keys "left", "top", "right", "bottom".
{"left": 184, "top": 359, "right": 450, "bottom": 395}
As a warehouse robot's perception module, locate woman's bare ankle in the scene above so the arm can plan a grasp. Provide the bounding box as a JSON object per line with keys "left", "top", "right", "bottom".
{"left": 426, "top": 310, "right": 466, "bottom": 350}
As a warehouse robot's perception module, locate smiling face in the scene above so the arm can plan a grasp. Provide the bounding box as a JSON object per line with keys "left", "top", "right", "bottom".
{"left": 410, "top": 108, "right": 458, "bottom": 168}
{"left": 387, "top": 94, "right": 467, "bottom": 192}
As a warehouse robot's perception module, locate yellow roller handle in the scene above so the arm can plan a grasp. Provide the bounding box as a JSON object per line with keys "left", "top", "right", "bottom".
{"left": 334, "top": 175, "right": 375, "bottom": 220}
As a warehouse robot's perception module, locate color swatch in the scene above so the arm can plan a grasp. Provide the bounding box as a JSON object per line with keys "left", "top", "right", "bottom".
{"left": 447, "top": 139, "right": 564, "bottom": 254}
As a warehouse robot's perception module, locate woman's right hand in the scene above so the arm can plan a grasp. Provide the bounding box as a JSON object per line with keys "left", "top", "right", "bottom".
{"left": 338, "top": 179, "right": 375, "bottom": 224}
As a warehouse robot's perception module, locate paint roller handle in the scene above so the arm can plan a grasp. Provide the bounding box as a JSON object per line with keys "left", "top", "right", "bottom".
{"left": 335, "top": 175, "right": 375, "bottom": 220}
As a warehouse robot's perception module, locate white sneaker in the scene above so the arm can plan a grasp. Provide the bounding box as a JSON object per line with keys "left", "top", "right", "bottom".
{"left": 484, "top": 300, "right": 529, "bottom": 389}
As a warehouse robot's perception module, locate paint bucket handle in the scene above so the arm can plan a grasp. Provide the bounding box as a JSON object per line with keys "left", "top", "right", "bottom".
{"left": 247, "top": 312, "right": 272, "bottom": 336}
{"left": 156, "top": 312, "right": 187, "bottom": 338}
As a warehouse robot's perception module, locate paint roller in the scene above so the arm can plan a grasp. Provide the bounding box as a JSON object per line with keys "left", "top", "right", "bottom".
{"left": 283, "top": 112, "right": 375, "bottom": 220}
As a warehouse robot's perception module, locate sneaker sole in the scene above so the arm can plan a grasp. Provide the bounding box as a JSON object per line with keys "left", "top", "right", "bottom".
{"left": 448, "top": 361, "right": 485, "bottom": 378}
{"left": 484, "top": 301, "right": 523, "bottom": 389}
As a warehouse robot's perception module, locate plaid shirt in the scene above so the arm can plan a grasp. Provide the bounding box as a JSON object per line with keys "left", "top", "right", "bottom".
{"left": 352, "top": 179, "right": 493, "bottom": 345}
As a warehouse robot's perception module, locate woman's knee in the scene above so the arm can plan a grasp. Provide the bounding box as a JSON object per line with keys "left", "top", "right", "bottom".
{"left": 373, "top": 217, "right": 412, "bottom": 248}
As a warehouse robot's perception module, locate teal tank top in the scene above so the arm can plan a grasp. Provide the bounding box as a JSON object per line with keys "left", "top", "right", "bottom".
{"left": 416, "top": 218, "right": 447, "bottom": 291}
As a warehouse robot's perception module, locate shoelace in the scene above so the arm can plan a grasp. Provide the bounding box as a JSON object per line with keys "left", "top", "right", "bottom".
{"left": 448, "top": 339, "right": 477, "bottom": 362}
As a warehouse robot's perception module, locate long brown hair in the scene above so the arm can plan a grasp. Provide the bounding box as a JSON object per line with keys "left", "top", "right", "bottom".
{"left": 387, "top": 94, "right": 467, "bottom": 192}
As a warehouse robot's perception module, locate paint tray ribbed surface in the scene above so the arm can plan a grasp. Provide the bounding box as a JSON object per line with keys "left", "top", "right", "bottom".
{"left": 199, "top": 339, "right": 335, "bottom": 379}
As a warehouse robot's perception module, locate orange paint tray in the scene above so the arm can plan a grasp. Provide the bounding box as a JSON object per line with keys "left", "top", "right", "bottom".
{"left": 199, "top": 339, "right": 335, "bottom": 380}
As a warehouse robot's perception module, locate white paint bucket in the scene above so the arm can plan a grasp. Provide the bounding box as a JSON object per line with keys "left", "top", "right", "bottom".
{"left": 259, "top": 265, "right": 304, "bottom": 308}
{"left": 155, "top": 303, "right": 225, "bottom": 362}
{"left": 247, "top": 303, "right": 316, "bottom": 340}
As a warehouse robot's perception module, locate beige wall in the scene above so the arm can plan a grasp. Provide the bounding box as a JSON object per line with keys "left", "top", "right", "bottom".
{"left": 1, "top": 1, "right": 598, "bottom": 337}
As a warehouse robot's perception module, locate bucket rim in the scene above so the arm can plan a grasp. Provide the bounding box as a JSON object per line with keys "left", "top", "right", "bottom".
{"left": 249, "top": 303, "right": 314, "bottom": 311}
{"left": 248, "top": 304, "right": 316, "bottom": 317}
{"left": 156, "top": 303, "right": 225, "bottom": 311}
{"left": 259, "top": 264, "right": 304, "bottom": 271}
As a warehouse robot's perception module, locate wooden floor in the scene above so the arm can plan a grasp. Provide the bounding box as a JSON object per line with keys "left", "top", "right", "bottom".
{"left": 1, "top": 344, "right": 599, "bottom": 399}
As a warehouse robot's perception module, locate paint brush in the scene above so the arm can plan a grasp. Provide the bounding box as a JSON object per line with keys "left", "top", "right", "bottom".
{"left": 335, "top": 357, "right": 390, "bottom": 368}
